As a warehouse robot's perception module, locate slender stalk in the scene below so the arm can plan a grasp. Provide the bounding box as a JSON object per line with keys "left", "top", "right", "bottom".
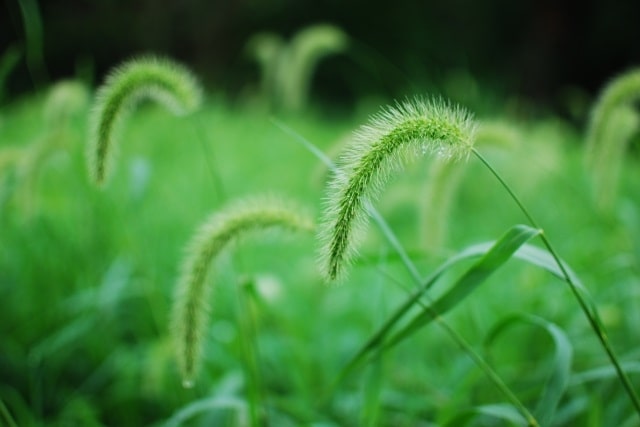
{"left": 236, "top": 277, "right": 265, "bottom": 427}
{"left": 473, "top": 147, "right": 640, "bottom": 418}
{"left": 432, "top": 313, "right": 539, "bottom": 427}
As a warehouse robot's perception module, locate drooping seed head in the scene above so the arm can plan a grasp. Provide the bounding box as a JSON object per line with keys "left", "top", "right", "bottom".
{"left": 170, "top": 195, "right": 313, "bottom": 386}
{"left": 319, "top": 97, "right": 477, "bottom": 281}
{"left": 87, "top": 55, "right": 202, "bottom": 187}
{"left": 585, "top": 68, "right": 640, "bottom": 170}
{"left": 584, "top": 69, "right": 640, "bottom": 211}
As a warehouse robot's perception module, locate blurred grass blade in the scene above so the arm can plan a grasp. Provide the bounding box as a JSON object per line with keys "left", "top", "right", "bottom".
{"left": 512, "top": 244, "right": 581, "bottom": 284}
{"left": 512, "top": 244, "right": 601, "bottom": 321}
{"left": 443, "top": 403, "right": 529, "bottom": 427}
{"left": 382, "top": 225, "right": 541, "bottom": 351}
{"left": 570, "top": 362, "right": 640, "bottom": 387}
{"left": 17, "top": 0, "right": 48, "bottom": 88}
{"left": 0, "top": 45, "right": 22, "bottom": 103}
{"left": 161, "top": 396, "right": 247, "bottom": 427}
{"left": 485, "top": 314, "right": 573, "bottom": 426}
{"left": 0, "top": 397, "right": 19, "bottom": 427}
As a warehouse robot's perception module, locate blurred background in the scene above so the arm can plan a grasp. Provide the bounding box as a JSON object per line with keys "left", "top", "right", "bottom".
{"left": 2, "top": 0, "right": 639, "bottom": 110}
{"left": 2, "top": 1, "right": 640, "bottom": 426}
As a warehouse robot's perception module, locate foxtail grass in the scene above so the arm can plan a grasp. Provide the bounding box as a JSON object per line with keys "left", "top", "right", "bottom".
{"left": 319, "top": 97, "right": 476, "bottom": 281}
{"left": 584, "top": 69, "right": 640, "bottom": 210}
{"left": 170, "top": 195, "right": 313, "bottom": 388}
{"left": 246, "top": 24, "right": 347, "bottom": 112}
{"left": 319, "top": 95, "right": 640, "bottom": 421}
{"left": 87, "top": 56, "right": 202, "bottom": 186}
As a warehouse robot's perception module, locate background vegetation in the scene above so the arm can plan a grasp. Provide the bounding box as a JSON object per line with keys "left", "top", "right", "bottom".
{"left": 1, "top": 1, "right": 639, "bottom": 426}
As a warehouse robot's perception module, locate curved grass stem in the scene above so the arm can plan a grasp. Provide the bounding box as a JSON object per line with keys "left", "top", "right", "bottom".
{"left": 472, "top": 147, "right": 640, "bottom": 419}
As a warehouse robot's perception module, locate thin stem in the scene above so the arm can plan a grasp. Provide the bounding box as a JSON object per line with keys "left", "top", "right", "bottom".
{"left": 235, "top": 277, "right": 265, "bottom": 427}
{"left": 432, "top": 314, "right": 539, "bottom": 427}
{"left": 366, "top": 201, "right": 423, "bottom": 284}
{"left": 473, "top": 147, "right": 640, "bottom": 418}
{"left": 195, "top": 115, "right": 226, "bottom": 203}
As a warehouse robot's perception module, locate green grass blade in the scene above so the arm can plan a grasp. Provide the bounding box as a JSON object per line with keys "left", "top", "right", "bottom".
{"left": 0, "top": 398, "right": 19, "bottom": 427}
{"left": 570, "top": 362, "right": 640, "bottom": 387}
{"left": 337, "top": 240, "right": 504, "bottom": 379}
{"left": 485, "top": 314, "right": 573, "bottom": 426}
{"left": 443, "top": 403, "right": 529, "bottom": 427}
{"left": 160, "top": 396, "right": 247, "bottom": 427}
{"left": 382, "top": 225, "right": 541, "bottom": 351}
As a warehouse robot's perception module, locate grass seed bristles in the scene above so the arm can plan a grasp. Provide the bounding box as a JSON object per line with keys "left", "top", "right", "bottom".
{"left": 320, "top": 97, "right": 477, "bottom": 281}
{"left": 170, "top": 195, "right": 313, "bottom": 387}
{"left": 87, "top": 56, "right": 202, "bottom": 186}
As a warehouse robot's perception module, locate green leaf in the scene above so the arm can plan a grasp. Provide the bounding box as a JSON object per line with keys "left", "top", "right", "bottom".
{"left": 382, "top": 225, "right": 541, "bottom": 351}
{"left": 160, "top": 396, "right": 247, "bottom": 427}
{"left": 443, "top": 403, "right": 529, "bottom": 427}
{"left": 485, "top": 314, "right": 573, "bottom": 426}
{"left": 512, "top": 244, "right": 604, "bottom": 330}
{"left": 570, "top": 362, "right": 640, "bottom": 387}
{"left": 336, "top": 238, "right": 505, "bottom": 380}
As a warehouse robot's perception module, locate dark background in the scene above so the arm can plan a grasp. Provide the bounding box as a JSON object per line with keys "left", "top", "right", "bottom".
{"left": 1, "top": 0, "right": 639, "bottom": 109}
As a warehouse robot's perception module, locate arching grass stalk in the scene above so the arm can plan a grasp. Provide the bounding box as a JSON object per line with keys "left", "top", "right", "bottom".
{"left": 472, "top": 148, "right": 640, "bottom": 418}
{"left": 87, "top": 56, "right": 202, "bottom": 186}
{"left": 170, "top": 195, "right": 313, "bottom": 427}
{"left": 584, "top": 69, "right": 640, "bottom": 171}
{"left": 583, "top": 69, "right": 640, "bottom": 211}
{"left": 319, "top": 97, "right": 476, "bottom": 281}
{"left": 272, "top": 116, "right": 538, "bottom": 425}
{"left": 170, "top": 195, "right": 313, "bottom": 388}
{"left": 247, "top": 24, "right": 347, "bottom": 112}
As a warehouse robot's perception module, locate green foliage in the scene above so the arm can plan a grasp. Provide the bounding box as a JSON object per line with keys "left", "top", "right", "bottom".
{"left": 87, "top": 56, "right": 202, "bottom": 186}
{"left": 3, "top": 55, "right": 640, "bottom": 426}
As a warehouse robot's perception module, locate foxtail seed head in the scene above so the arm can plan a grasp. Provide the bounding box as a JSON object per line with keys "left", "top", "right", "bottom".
{"left": 584, "top": 69, "right": 640, "bottom": 169}
{"left": 320, "top": 97, "right": 477, "bottom": 281}
{"left": 87, "top": 56, "right": 202, "bottom": 187}
{"left": 170, "top": 195, "right": 313, "bottom": 386}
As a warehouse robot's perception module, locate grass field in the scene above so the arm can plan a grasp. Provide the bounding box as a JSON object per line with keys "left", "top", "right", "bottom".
{"left": 1, "top": 72, "right": 640, "bottom": 426}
